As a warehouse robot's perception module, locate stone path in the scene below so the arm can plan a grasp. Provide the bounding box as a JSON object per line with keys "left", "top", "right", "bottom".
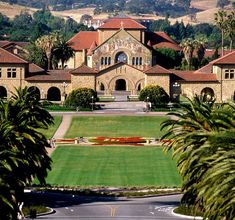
{"left": 46, "top": 114, "right": 72, "bottom": 156}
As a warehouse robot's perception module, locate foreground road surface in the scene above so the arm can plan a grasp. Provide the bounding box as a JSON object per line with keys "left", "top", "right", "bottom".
{"left": 26, "top": 192, "right": 190, "bottom": 220}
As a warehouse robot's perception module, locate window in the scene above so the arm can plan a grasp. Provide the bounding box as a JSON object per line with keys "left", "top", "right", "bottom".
{"left": 139, "top": 57, "right": 142, "bottom": 65}
{"left": 0, "top": 68, "right": 1, "bottom": 78}
{"left": 132, "top": 57, "right": 135, "bottom": 65}
{"left": 225, "top": 69, "right": 235, "bottom": 79}
{"left": 105, "top": 57, "right": 107, "bottom": 65}
{"left": 108, "top": 57, "right": 111, "bottom": 65}
{"left": 101, "top": 57, "right": 104, "bottom": 65}
{"left": 136, "top": 57, "right": 139, "bottom": 65}
{"left": 7, "top": 68, "right": 16, "bottom": 78}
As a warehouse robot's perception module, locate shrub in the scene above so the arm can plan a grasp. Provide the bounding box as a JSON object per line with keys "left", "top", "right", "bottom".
{"left": 139, "top": 85, "right": 169, "bottom": 107}
{"left": 65, "top": 88, "right": 97, "bottom": 109}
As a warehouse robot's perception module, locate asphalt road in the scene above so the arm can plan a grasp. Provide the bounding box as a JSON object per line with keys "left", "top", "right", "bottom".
{"left": 25, "top": 192, "right": 190, "bottom": 220}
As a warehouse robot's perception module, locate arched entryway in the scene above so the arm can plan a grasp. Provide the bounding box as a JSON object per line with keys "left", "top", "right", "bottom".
{"left": 115, "top": 52, "right": 128, "bottom": 63}
{"left": 28, "top": 86, "right": 40, "bottom": 99}
{"left": 47, "top": 87, "right": 61, "bottom": 101}
{"left": 0, "top": 86, "right": 7, "bottom": 99}
{"left": 201, "top": 87, "right": 215, "bottom": 101}
{"left": 115, "top": 79, "right": 126, "bottom": 91}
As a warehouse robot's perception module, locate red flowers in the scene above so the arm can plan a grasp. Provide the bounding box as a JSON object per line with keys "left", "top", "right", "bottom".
{"left": 91, "top": 137, "right": 145, "bottom": 145}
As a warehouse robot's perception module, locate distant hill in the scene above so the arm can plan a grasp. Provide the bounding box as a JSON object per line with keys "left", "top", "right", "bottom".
{"left": 0, "top": 0, "right": 232, "bottom": 25}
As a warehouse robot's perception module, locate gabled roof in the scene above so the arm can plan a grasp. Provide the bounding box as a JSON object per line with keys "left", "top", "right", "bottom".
{"left": 173, "top": 70, "right": 218, "bottom": 82}
{"left": 98, "top": 18, "right": 146, "bottom": 30}
{"left": 25, "top": 69, "right": 71, "bottom": 82}
{"left": 0, "top": 47, "right": 28, "bottom": 64}
{"left": 98, "top": 62, "right": 144, "bottom": 73}
{"left": 70, "top": 64, "right": 97, "bottom": 74}
{"left": 144, "top": 64, "right": 172, "bottom": 74}
{"left": 0, "top": 40, "right": 28, "bottom": 48}
{"left": 213, "top": 50, "right": 235, "bottom": 64}
{"left": 145, "top": 32, "right": 181, "bottom": 51}
{"left": 67, "top": 31, "right": 99, "bottom": 51}
{"left": 87, "top": 41, "right": 97, "bottom": 56}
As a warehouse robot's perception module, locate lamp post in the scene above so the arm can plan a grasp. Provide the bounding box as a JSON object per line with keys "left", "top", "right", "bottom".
{"left": 91, "top": 96, "right": 94, "bottom": 111}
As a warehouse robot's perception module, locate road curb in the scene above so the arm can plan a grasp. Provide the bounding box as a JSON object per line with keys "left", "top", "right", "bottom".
{"left": 171, "top": 208, "right": 203, "bottom": 219}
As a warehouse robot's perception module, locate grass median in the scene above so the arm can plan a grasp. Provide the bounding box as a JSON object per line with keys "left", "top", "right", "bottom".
{"left": 65, "top": 116, "right": 167, "bottom": 138}
{"left": 45, "top": 145, "right": 181, "bottom": 187}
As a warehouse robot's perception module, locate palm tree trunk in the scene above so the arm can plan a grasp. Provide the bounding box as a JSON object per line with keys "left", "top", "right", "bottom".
{"left": 222, "top": 30, "right": 224, "bottom": 56}
{"left": 230, "top": 39, "right": 233, "bottom": 51}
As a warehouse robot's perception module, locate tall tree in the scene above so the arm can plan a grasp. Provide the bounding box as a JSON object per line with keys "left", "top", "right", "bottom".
{"left": 36, "top": 32, "right": 60, "bottom": 69}
{"left": 214, "top": 10, "right": 228, "bottom": 56}
{"left": 224, "top": 11, "right": 235, "bottom": 51}
{"left": 180, "top": 38, "right": 195, "bottom": 70}
{"left": 53, "top": 38, "right": 74, "bottom": 69}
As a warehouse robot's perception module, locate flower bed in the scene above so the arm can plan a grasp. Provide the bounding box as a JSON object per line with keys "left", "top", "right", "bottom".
{"left": 90, "top": 137, "right": 146, "bottom": 145}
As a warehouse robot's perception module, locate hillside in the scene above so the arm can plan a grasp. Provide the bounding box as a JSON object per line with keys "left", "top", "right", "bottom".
{"left": 0, "top": 0, "right": 230, "bottom": 25}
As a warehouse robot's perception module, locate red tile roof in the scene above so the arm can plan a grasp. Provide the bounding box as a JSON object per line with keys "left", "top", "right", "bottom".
{"left": 87, "top": 41, "right": 97, "bottom": 56}
{"left": 70, "top": 64, "right": 97, "bottom": 74}
{"left": 0, "top": 47, "right": 28, "bottom": 64}
{"left": 98, "top": 18, "right": 146, "bottom": 30}
{"left": 25, "top": 69, "right": 71, "bottom": 82}
{"left": 213, "top": 50, "right": 235, "bottom": 64}
{"left": 0, "top": 41, "right": 28, "bottom": 48}
{"left": 28, "top": 63, "right": 45, "bottom": 74}
{"left": 145, "top": 32, "right": 181, "bottom": 51}
{"left": 204, "top": 49, "right": 235, "bottom": 58}
{"left": 173, "top": 70, "right": 218, "bottom": 82}
{"left": 67, "top": 32, "right": 99, "bottom": 51}
{"left": 144, "top": 64, "right": 172, "bottom": 74}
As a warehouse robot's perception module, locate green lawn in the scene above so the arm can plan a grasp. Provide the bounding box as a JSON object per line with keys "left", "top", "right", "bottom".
{"left": 46, "top": 145, "right": 181, "bottom": 187}
{"left": 38, "top": 116, "right": 62, "bottom": 139}
{"left": 65, "top": 116, "right": 167, "bottom": 138}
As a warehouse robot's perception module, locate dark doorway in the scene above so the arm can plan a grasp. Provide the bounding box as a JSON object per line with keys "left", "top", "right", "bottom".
{"left": 0, "top": 86, "right": 7, "bottom": 99}
{"left": 47, "top": 87, "right": 61, "bottom": 101}
{"left": 115, "top": 79, "right": 126, "bottom": 91}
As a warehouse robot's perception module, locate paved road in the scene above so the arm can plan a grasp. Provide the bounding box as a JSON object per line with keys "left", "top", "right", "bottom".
{"left": 25, "top": 192, "right": 189, "bottom": 220}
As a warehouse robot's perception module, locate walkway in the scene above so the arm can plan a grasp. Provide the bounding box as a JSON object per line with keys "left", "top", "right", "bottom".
{"left": 46, "top": 114, "right": 72, "bottom": 156}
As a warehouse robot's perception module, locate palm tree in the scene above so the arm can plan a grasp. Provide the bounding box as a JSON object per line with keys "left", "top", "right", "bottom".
{"left": 224, "top": 12, "right": 235, "bottom": 51}
{"left": 161, "top": 97, "right": 235, "bottom": 219}
{"left": 180, "top": 38, "right": 195, "bottom": 70}
{"left": 36, "top": 32, "right": 60, "bottom": 70}
{"left": 215, "top": 10, "right": 228, "bottom": 56}
{"left": 194, "top": 37, "right": 207, "bottom": 65}
{"left": 0, "top": 87, "right": 54, "bottom": 218}
{"left": 53, "top": 39, "right": 74, "bottom": 69}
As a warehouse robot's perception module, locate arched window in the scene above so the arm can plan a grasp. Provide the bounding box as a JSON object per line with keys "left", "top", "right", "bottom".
{"left": 201, "top": 87, "right": 215, "bottom": 102}
{"left": 105, "top": 57, "right": 108, "bottom": 65}
{"left": 132, "top": 57, "right": 135, "bottom": 65}
{"left": 100, "top": 83, "right": 105, "bottom": 91}
{"left": 28, "top": 86, "right": 40, "bottom": 100}
{"left": 0, "top": 86, "right": 7, "bottom": 99}
{"left": 137, "top": 83, "right": 141, "bottom": 91}
{"left": 115, "top": 52, "right": 128, "bottom": 63}
{"left": 108, "top": 57, "right": 111, "bottom": 65}
{"left": 101, "top": 57, "right": 104, "bottom": 65}
{"left": 47, "top": 87, "right": 61, "bottom": 101}
{"left": 139, "top": 57, "right": 142, "bottom": 65}
{"left": 136, "top": 57, "right": 139, "bottom": 65}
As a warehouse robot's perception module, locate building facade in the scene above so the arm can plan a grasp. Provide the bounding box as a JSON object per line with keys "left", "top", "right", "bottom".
{"left": 0, "top": 17, "right": 234, "bottom": 102}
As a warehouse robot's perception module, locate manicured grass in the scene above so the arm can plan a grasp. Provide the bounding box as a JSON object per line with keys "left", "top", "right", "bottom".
{"left": 65, "top": 116, "right": 167, "bottom": 138}
{"left": 46, "top": 145, "right": 181, "bottom": 187}
{"left": 38, "top": 116, "right": 62, "bottom": 139}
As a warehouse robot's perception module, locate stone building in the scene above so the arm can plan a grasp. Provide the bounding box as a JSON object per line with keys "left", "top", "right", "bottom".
{"left": 0, "top": 17, "right": 234, "bottom": 102}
